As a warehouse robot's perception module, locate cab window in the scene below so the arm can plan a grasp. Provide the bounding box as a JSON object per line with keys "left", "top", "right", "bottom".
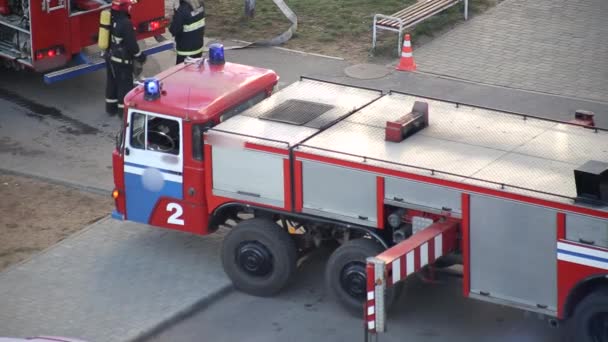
{"left": 219, "top": 91, "right": 267, "bottom": 123}
{"left": 192, "top": 91, "right": 268, "bottom": 161}
{"left": 131, "top": 112, "right": 181, "bottom": 155}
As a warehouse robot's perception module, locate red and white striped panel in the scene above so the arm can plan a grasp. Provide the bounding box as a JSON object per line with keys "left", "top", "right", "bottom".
{"left": 365, "top": 263, "right": 376, "bottom": 333}
{"left": 380, "top": 220, "right": 460, "bottom": 288}
{"left": 389, "top": 233, "right": 444, "bottom": 285}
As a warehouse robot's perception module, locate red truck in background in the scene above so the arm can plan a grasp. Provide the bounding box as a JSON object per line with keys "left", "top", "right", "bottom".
{"left": 111, "top": 46, "right": 608, "bottom": 342}
{"left": 0, "top": 0, "right": 172, "bottom": 83}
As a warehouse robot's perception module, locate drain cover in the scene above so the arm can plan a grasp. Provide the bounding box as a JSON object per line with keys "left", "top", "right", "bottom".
{"left": 344, "top": 63, "right": 390, "bottom": 80}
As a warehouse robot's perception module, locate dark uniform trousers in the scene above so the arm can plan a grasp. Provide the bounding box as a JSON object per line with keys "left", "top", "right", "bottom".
{"left": 105, "top": 60, "right": 133, "bottom": 115}
{"left": 105, "top": 10, "right": 142, "bottom": 116}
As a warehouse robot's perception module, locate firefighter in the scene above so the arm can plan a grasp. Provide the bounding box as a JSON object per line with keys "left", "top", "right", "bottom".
{"left": 105, "top": 0, "right": 146, "bottom": 116}
{"left": 169, "top": 0, "right": 205, "bottom": 64}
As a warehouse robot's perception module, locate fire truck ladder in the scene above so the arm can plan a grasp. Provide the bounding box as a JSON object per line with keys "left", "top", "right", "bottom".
{"left": 364, "top": 219, "right": 460, "bottom": 340}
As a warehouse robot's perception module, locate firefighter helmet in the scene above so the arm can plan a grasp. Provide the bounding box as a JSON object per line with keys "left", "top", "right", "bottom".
{"left": 111, "top": 0, "right": 136, "bottom": 12}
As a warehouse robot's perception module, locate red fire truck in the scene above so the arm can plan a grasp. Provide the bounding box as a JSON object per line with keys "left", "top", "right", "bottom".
{"left": 111, "top": 47, "right": 608, "bottom": 341}
{"left": 0, "top": 0, "right": 172, "bottom": 83}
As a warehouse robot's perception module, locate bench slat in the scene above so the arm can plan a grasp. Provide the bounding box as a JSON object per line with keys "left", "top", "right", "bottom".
{"left": 377, "top": 0, "right": 459, "bottom": 26}
{"left": 377, "top": 0, "right": 459, "bottom": 25}
{"left": 388, "top": 0, "right": 454, "bottom": 19}
{"left": 377, "top": 0, "right": 459, "bottom": 28}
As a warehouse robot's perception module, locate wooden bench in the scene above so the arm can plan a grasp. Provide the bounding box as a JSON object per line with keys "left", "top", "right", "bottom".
{"left": 372, "top": 0, "right": 468, "bottom": 54}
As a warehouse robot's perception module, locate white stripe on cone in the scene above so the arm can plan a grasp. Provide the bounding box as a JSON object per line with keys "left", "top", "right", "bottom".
{"left": 401, "top": 52, "right": 412, "bottom": 58}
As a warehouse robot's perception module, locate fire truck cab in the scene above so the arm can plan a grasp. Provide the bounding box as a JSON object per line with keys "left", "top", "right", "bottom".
{"left": 112, "top": 47, "right": 608, "bottom": 341}
{"left": 112, "top": 45, "right": 279, "bottom": 232}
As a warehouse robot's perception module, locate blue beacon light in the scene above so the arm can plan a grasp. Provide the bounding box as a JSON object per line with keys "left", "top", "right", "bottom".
{"left": 143, "top": 78, "right": 161, "bottom": 101}
{"left": 208, "top": 43, "right": 225, "bottom": 65}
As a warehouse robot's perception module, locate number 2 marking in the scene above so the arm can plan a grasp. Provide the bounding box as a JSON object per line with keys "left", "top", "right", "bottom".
{"left": 166, "top": 203, "right": 184, "bottom": 225}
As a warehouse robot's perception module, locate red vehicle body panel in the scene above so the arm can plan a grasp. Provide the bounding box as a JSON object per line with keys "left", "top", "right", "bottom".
{"left": 6, "top": 0, "right": 165, "bottom": 72}
{"left": 124, "top": 62, "right": 278, "bottom": 122}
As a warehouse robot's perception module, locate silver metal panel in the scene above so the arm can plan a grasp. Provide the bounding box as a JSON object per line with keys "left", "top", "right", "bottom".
{"left": 302, "top": 160, "right": 377, "bottom": 223}
{"left": 212, "top": 146, "right": 284, "bottom": 205}
{"left": 210, "top": 79, "right": 381, "bottom": 148}
{"left": 209, "top": 83, "right": 607, "bottom": 206}
{"left": 385, "top": 176, "right": 462, "bottom": 214}
{"left": 212, "top": 189, "right": 284, "bottom": 208}
{"left": 470, "top": 194, "right": 557, "bottom": 311}
{"left": 302, "top": 208, "right": 377, "bottom": 228}
{"left": 346, "top": 93, "right": 556, "bottom": 151}
{"left": 513, "top": 126, "right": 608, "bottom": 166}
{"left": 240, "top": 79, "right": 382, "bottom": 129}
{"left": 566, "top": 214, "right": 608, "bottom": 248}
{"left": 302, "top": 121, "right": 506, "bottom": 177}
{"left": 298, "top": 92, "right": 607, "bottom": 203}
{"left": 469, "top": 152, "right": 577, "bottom": 198}
{"left": 208, "top": 115, "right": 318, "bottom": 147}
{"left": 468, "top": 293, "right": 557, "bottom": 317}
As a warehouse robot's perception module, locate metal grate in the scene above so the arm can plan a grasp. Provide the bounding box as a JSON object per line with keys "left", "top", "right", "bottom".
{"left": 260, "top": 99, "right": 334, "bottom": 126}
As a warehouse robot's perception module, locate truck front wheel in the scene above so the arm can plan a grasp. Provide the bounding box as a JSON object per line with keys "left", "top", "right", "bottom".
{"left": 221, "top": 218, "right": 297, "bottom": 297}
{"left": 570, "top": 289, "right": 608, "bottom": 342}
{"left": 325, "top": 238, "right": 401, "bottom": 314}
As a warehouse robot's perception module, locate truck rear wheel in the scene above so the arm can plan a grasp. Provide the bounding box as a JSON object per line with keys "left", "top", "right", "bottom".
{"left": 325, "top": 238, "right": 401, "bottom": 314}
{"left": 570, "top": 289, "right": 608, "bottom": 342}
{"left": 221, "top": 218, "right": 297, "bottom": 297}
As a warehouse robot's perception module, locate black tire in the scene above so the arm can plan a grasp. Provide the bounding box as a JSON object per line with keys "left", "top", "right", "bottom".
{"left": 325, "top": 238, "right": 402, "bottom": 315}
{"left": 221, "top": 218, "right": 297, "bottom": 297}
{"left": 569, "top": 289, "right": 608, "bottom": 342}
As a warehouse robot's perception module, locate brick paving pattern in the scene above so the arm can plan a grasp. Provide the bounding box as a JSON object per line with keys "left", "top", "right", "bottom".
{"left": 0, "top": 218, "right": 229, "bottom": 342}
{"left": 415, "top": 0, "right": 608, "bottom": 102}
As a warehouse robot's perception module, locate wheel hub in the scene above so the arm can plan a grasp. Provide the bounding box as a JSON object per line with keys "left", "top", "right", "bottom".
{"left": 589, "top": 312, "right": 608, "bottom": 342}
{"left": 237, "top": 241, "right": 273, "bottom": 277}
{"left": 340, "top": 261, "right": 367, "bottom": 301}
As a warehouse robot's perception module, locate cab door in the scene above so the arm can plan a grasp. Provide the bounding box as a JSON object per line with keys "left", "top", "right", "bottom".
{"left": 124, "top": 109, "right": 184, "bottom": 224}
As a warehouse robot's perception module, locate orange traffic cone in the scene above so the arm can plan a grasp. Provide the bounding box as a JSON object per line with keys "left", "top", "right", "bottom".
{"left": 396, "top": 34, "right": 416, "bottom": 72}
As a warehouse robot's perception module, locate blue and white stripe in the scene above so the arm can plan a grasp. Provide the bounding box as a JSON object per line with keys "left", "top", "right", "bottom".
{"left": 558, "top": 241, "right": 608, "bottom": 270}
{"left": 124, "top": 162, "right": 183, "bottom": 183}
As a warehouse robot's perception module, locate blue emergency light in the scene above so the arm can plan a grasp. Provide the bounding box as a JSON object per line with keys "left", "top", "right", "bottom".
{"left": 208, "top": 43, "right": 225, "bottom": 65}
{"left": 143, "top": 78, "right": 161, "bottom": 101}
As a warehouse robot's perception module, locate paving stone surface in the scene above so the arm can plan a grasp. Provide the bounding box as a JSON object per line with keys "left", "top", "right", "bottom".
{"left": 415, "top": 0, "right": 608, "bottom": 102}
{"left": 0, "top": 218, "right": 229, "bottom": 342}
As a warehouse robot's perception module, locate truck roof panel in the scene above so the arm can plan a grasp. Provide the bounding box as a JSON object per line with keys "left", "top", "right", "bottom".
{"left": 209, "top": 79, "right": 383, "bottom": 147}
{"left": 296, "top": 92, "right": 608, "bottom": 202}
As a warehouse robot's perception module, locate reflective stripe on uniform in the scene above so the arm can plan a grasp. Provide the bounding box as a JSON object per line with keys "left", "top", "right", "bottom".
{"left": 105, "top": 98, "right": 118, "bottom": 103}
{"left": 110, "top": 56, "right": 132, "bottom": 64}
{"left": 182, "top": 18, "right": 205, "bottom": 32}
{"left": 111, "top": 36, "right": 124, "bottom": 44}
{"left": 176, "top": 46, "right": 204, "bottom": 56}
{"left": 117, "top": 103, "right": 124, "bottom": 108}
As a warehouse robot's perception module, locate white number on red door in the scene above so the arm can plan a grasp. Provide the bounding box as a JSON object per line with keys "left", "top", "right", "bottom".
{"left": 166, "top": 203, "right": 184, "bottom": 225}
